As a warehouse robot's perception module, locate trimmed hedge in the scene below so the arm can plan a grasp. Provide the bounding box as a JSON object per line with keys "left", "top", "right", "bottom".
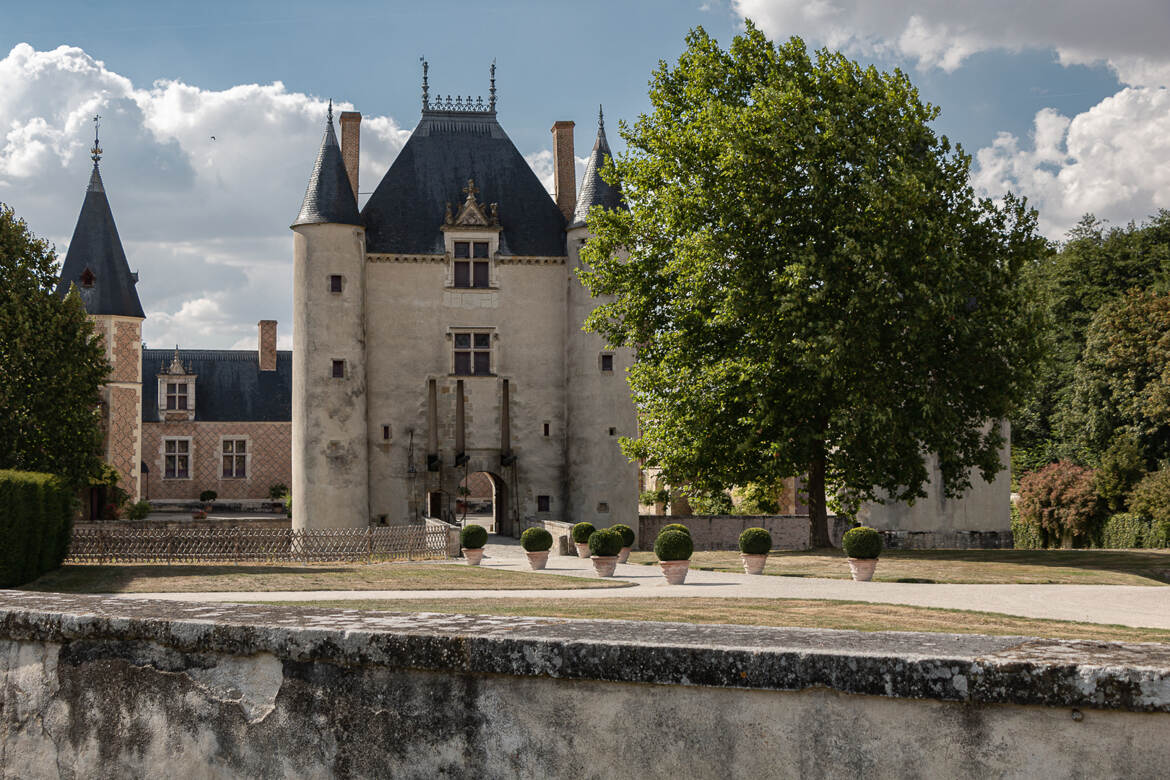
{"left": 610, "top": 523, "right": 636, "bottom": 548}
{"left": 460, "top": 524, "right": 488, "bottom": 549}
{"left": 1011, "top": 504, "right": 1043, "bottom": 549}
{"left": 1098, "top": 513, "right": 1147, "bottom": 549}
{"left": 588, "top": 529, "right": 623, "bottom": 557}
{"left": 571, "top": 522, "right": 596, "bottom": 543}
{"left": 738, "top": 527, "right": 772, "bottom": 555}
{"left": 654, "top": 529, "right": 693, "bottom": 561}
{"left": 520, "top": 527, "right": 553, "bottom": 552}
{"left": 842, "top": 526, "right": 882, "bottom": 559}
{"left": 0, "top": 470, "right": 75, "bottom": 588}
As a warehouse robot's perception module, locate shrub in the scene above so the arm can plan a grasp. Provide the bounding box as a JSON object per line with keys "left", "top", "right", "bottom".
{"left": 1130, "top": 468, "right": 1170, "bottom": 525}
{"left": 0, "top": 470, "right": 74, "bottom": 587}
{"left": 610, "top": 523, "right": 636, "bottom": 548}
{"left": 686, "top": 490, "right": 734, "bottom": 515}
{"left": 660, "top": 523, "right": 690, "bottom": 537}
{"left": 654, "top": 529, "right": 693, "bottom": 561}
{"left": 1148, "top": 520, "right": 1170, "bottom": 548}
{"left": 571, "top": 522, "right": 596, "bottom": 543}
{"left": 1098, "top": 513, "right": 1149, "bottom": 549}
{"left": 738, "top": 527, "right": 772, "bottom": 555}
{"left": 1010, "top": 503, "right": 1044, "bottom": 549}
{"left": 521, "top": 527, "right": 553, "bottom": 552}
{"left": 268, "top": 483, "right": 289, "bottom": 500}
{"left": 842, "top": 526, "right": 882, "bottom": 559}
{"left": 126, "top": 500, "right": 152, "bottom": 521}
{"left": 639, "top": 488, "right": 670, "bottom": 506}
{"left": 1094, "top": 433, "right": 1146, "bottom": 513}
{"left": 199, "top": 490, "right": 218, "bottom": 504}
{"left": 284, "top": 493, "right": 293, "bottom": 518}
{"left": 460, "top": 524, "right": 488, "bottom": 549}
{"left": 1017, "top": 461, "right": 1101, "bottom": 544}
{"left": 588, "top": 529, "right": 623, "bottom": 557}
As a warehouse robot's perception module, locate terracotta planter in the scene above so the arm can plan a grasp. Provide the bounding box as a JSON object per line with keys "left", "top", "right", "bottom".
{"left": 659, "top": 559, "right": 691, "bottom": 585}
{"left": 617, "top": 546, "right": 632, "bottom": 564}
{"left": 848, "top": 557, "right": 877, "bottom": 581}
{"left": 740, "top": 553, "right": 768, "bottom": 575}
{"left": 463, "top": 547, "right": 485, "bottom": 565}
{"left": 592, "top": 555, "right": 618, "bottom": 577}
{"left": 575, "top": 542, "right": 592, "bottom": 558}
{"left": 525, "top": 550, "right": 549, "bottom": 570}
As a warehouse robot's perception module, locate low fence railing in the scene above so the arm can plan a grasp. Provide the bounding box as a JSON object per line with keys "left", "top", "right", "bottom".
{"left": 66, "top": 525, "right": 453, "bottom": 564}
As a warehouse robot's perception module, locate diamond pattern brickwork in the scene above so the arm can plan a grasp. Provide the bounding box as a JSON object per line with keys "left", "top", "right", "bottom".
{"left": 143, "top": 421, "right": 291, "bottom": 500}
{"left": 107, "top": 385, "right": 141, "bottom": 500}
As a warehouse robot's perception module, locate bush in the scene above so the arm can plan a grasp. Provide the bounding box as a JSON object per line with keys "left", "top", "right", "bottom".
{"left": 654, "top": 529, "right": 694, "bottom": 561}
{"left": 686, "top": 490, "right": 734, "bottom": 515}
{"left": 1099, "top": 513, "right": 1149, "bottom": 548}
{"left": 738, "top": 527, "right": 772, "bottom": 555}
{"left": 521, "top": 527, "right": 553, "bottom": 552}
{"left": 1011, "top": 503, "right": 1044, "bottom": 549}
{"left": 199, "top": 490, "right": 218, "bottom": 504}
{"left": 610, "top": 523, "right": 636, "bottom": 548}
{"left": 460, "top": 524, "right": 488, "bottom": 549}
{"left": 0, "top": 470, "right": 75, "bottom": 588}
{"left": 126, "top": 500, "right": 152, "bottom": 521}
{"left": 268, "top": 483, "right": 288, "bottom": 500}
{"left": 1094, "top": 433, "right": 1146, "bottom": 513}
{"left": 588, "top": 529, "right": 624, "bottom": 557}
{"left": 1148, "top": 520, "right": 1170, "bottom": 548}
{"left": 639, "top": 488, "right": 670, "bottom": 506}
{"left": 842, "top": 526, "right": 882, "bottom": 559}
{"left": 660, "top": 523, "right": 691, "bottom": 537}
{"left": 571, "top": 522, "right": 596, "bottom": 543}
{"left": 1130, "top": 468, "right": 1170, "bottom": 525}
{"left": 1017, "top": 461, "right": 1101, "bottom": 545}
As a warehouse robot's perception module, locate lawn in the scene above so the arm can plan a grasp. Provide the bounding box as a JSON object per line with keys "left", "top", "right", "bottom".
{"left": 624, "top": 548, "right": 1170, "bottom": 585}
{"left": 260, "top": 596, "right": 1170, "bottom": 643}
{"left": 22, "top": 562, "right": 630, "bottom": 594}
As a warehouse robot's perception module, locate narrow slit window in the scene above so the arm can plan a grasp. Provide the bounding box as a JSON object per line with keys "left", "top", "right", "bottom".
{"left": 608, "top": 427, "right": 617, "bottom": 436}
{"left": 537, "top": 495, "right": 551, "bottom": 512}
{"left": 382, "top": 425, "right": 391, "bottom": 441}
{"left": 331, "top": 359, "right": 345, "bottom": 378}
{"left": 543, "top": 422, "right": 550, "bottom": 437}
{"left": 600, "top": 354, "right": 614, "bottom": 372}
{"left": 329, "top": 274, "right": 343, "bottom": 293}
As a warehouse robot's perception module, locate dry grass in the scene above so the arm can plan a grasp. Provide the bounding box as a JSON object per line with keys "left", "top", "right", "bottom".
{"left": 263, "top": 596, "right": 1170, "bottom": 643}
{"left": 624, "top": 548, "right": 1170, "bottom": 585}
{"left": 22, "top": 562, "right": 629, "bottom": 594}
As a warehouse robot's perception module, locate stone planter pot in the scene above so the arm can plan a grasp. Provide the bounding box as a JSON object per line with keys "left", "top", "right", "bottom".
{"left": 740, "top": 553, "right": 768, "bottom": 575}
{"left": 525, "top": 551, "right": 549, "bottom": 570}
{"left": 617, "top": 546, "right": 632, "bottom": 564}
{"left": 659, "top": 559, "right": 690, "bottom": 585}
{"left": 575, "top": 542, "right": 592, "bottom": 558}
{"left": 592, "top": 556, "right": 618, "bottom": 577}
{"left": 463, "top": 548, "right": 485, "bottom": 566}
{"left": 848, "top": 557, "right": 878, "bottom": 581}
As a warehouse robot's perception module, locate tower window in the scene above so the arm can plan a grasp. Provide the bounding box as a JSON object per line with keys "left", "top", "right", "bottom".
{"left": 331, "top": 359, "right": 346, "bottom": 378}
{"left": 600, "top": 354, "right": 614, "bottom": 372}
{"left": 329, "top": 274, "right": 343, "bottom": 293}
{"left": 382, "top": 425, "right": 391, "bottom": 441}
{"left": 454, "top": 331, "right": 492, "bottom": 375}
{"left": 537, "top": 495, "right": 551, "bottom": 512}
{"left": 80, "top": 268, "right": 96, "bottom": 288}
{"left": 543, "top": 422, "right": 550, "bottom": 437}
{"left": 608, "top": 427, "right": 617, "bottom": 436}
{"left": 165, "top": 382, "right": 189, "bottom": 410}
{"left": 597, "top": 502, "right": 609, "bottom": 513}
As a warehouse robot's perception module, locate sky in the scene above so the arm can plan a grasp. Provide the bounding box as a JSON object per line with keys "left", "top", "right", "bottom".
{"left": 2, "top": 0, "right": 1169, "bottom": 350}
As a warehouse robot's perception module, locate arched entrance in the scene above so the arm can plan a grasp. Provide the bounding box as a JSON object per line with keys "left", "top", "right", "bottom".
{"left": 457, "top": 471, "right": 510, "bottom": 536}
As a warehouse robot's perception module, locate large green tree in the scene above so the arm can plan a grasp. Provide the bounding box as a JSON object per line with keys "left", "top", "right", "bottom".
{"left": 0, "top": 203, "right": 109, "bottom": 488}
{"left": 579, "top": 25, "right": 1045, "bottom": 545}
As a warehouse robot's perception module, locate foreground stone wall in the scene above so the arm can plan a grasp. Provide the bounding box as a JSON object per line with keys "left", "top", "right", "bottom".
{"left": 1, "top": 593, "right": 1168, "bottom": 779}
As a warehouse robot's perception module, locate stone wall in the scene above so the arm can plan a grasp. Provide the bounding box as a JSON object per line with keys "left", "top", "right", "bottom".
{"left": 637, "top": 514, "right": 815, "bottom": 551}
{"left": 1, "top": 593, "right": 1168, "bottom": 779}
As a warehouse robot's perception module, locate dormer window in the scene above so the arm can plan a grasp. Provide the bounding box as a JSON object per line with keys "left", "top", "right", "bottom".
{"left": 80, "top": 268, "right": 95, "bottom": 288}
{"left": 453, "top": 241, "right": 491, "bottom": 288}
{"left": 166, "top": 382, "right": 188, "bottom": 410}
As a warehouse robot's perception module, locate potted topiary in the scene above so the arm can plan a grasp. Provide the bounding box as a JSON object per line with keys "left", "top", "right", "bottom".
{"left": 571, "top": 522, "right": 596, "bottom": 558}
{"left": 611, "top": 523, "right": 636, "bottom": 563}
{"left": 588, "top": 528, "right": 624, "bottom": 577}
{"left": 521, "top": 527, "right": 554, "bottom": 570}
{"left": 461, "top": 523, "right": 488, "bottom": 565}
{"left": 655, "top": 528, "right": 694, "bottom": 584}
{"left": 199, "top": 490, "right": 217, "bottom": 512}
{"left": 738, "top": 527, "right": 772, "bottom": 574}
{"left": 842, "top": 526, "right": 883, "bottom": 581}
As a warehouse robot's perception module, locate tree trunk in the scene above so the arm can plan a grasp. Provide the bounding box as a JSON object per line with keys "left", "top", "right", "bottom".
{"left": 807, "top": 438, "right": 833, "bottom": 549}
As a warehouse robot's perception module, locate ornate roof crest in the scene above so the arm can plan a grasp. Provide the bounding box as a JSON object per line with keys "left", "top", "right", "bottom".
{"left": 445, "top": 178, "right": 499, "bottom": 228}
{"left": 166, "top": 347, "right": 187, "bottom": 375}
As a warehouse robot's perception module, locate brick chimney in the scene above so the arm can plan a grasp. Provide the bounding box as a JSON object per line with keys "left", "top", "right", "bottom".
{"left": 551, "top": 120, "right": 575, "bottom": 222}
{"left": 340, "top": 111, "right": 361, "bottom": 204}
{"left": 258, "top": 320, "right": 277, "bottom": 371}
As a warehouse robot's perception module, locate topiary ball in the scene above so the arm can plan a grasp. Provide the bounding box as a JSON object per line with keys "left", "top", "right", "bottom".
{"left": 842, "top": 526, "right": 883, "bottom": 559}
{"left": 520, "top": 527, "right": 553, "bottom": 552}
{"left": 461, "top": 524, "right": 488, "bottom": 550}
{"left": 739, "top": 527, "right": 772, "bottom": 555}
{"left": 610, "top": 523, "right": 636, "bottom": 548}
{"left": 654, "top": 529, "right": 694, "bottom": 561}
{"left": 571, "top": 522, "right": 596, "bottom": 543}
{"left": 199, "top": 490, "right": 217, "bottom": 503}
{"left": 588, "top": 529, "right": 624, "bottom": 557}
{"left": 660, "top": 523, "right": 690, "bottom": 537}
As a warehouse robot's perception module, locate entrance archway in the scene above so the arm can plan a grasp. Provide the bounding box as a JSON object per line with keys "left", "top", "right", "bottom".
{"left": 458, "top": 471, "right": 510, "bottom": 536}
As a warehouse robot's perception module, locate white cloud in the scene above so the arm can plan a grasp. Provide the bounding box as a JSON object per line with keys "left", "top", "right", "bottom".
{"left": 525, "top": 149, "right": 591, "bottom": 197}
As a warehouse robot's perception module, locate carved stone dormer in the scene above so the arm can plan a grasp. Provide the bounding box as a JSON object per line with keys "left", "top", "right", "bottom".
{"left": 444, "top": 179, "right": 499, "bottom": 229}
{"left": 157, "top": 346, "right": 197, "bottom": 422}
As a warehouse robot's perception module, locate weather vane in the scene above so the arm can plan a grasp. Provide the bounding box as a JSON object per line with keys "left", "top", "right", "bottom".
{"left": 91, "top": 114, "right": 102, "bottom": 164}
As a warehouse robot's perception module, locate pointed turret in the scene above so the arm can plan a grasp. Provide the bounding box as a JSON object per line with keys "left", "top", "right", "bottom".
{"left": 570, "top": 106, "right": 625, "bottom": 228}
{"left": 293, "top": 102, "right": 362, "bottom": 227}
{"left": 56, "top": 124, "right": 145, "bottom": 318}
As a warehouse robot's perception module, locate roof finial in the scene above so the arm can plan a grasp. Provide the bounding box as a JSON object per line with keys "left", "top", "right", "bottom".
{"left": 327, "top": 99, "right": 333, "bottom": 123}
{"left": 90, "top": 114, "right": 103, "bottom": 165}
{"left": 421, "top": 58, "right": 430, "bottom": 111}
{"left": 598, "top": 104, "right": 604, "bottom": 129}
{"left": 489, "top": 59, "right": 496, "bottom": 112}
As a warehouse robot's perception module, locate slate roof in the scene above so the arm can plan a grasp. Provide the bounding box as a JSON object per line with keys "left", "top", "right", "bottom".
{"left": 293, "top": 113, "right": 361, "bottom": 227}
{"left": 55, "top": 164, "right": 146, "bottom": 318}
{"left": 571, "top": 107, "right": 625, "bottom": 228}
{"left": 141, "top": 349, "right": 293, "bottom": 422}
{"left": 362, "top": 110, "right": 566, "bottom": 256}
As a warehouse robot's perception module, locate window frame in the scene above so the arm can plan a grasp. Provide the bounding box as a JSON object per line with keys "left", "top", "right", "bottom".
{"left": 452, "top": 330, "right": 494, "bottom": 376}
{"left": 165, "top": 382, "right": 189, "bottom": 410}
{"left": 162, "top": 437, "right": 193, "bottom": 480}
{"left": 221, "top": 437, "right": 249, "bottom": 479}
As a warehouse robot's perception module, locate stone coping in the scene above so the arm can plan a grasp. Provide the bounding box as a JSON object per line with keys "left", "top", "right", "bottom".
{"left": 1, "top": 591, "right": 1167, "bottom": 713}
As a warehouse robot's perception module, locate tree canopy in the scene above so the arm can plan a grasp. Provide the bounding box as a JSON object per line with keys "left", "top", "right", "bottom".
{"left": 579, "top": 24, "right": 1045, "bottom": 545}
{"left": 0, "top": 202, "right": 109, "bottom": 488}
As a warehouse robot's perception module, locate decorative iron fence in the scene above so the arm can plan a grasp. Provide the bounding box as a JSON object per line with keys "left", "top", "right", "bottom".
{"left": 66, "top": 525, "right": 453, "bottom": 564}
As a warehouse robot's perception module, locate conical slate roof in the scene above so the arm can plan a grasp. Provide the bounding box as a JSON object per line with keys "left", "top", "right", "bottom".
{"left": 571, "top": 107, "right": 625, "bottom": 228}
{"left": 56, "top": 162, "right": 145, "bottom": 318}
{"left": 293, "top": 108, "right": 361, "bottom": 227}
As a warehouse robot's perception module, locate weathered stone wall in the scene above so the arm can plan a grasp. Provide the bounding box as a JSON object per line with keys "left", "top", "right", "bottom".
{"left": 1, "top": 593, "right": 1168, "bottom": 779}
{"left": 142, "top": 421, "right": 291, "bottom": 501}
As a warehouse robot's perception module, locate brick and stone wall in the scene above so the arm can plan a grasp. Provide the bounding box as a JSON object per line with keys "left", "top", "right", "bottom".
{"left": 105, "top": 385, "right": 142, "bottom": 500}
{"left": 142, "top": 421, "right": 290, "bottom": 501}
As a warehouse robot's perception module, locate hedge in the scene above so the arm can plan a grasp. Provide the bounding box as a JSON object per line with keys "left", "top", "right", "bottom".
{"left": 1098, "top": 513, "right": 1147, "bottom": 549}
{"left": 0, "top": 470, "right": 75, "bottom": 588}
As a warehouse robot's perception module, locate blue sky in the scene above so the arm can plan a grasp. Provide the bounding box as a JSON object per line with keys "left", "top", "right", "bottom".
{"left": 2, "top": 1, "right": 1168, "bottom": 348}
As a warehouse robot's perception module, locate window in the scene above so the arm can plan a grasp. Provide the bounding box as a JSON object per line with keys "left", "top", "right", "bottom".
{"left": 537, "top": 495, "right": 551, "bottom": 512}
{"left": 222, "top": 439, "right": 247, "bottom": 478}
{"left": 452, "top": 242, "right": 491, "bottom": 288}
{"left": 80, "top": 268, "right": 95, "bottom": 288}
{"left": 382, "top": 425, "right": 391, "bottom": 441}
{"left": 608, "top": 427, "right": 617, "bottom": 436}
{"left": 164, "top": 439, "right": 190, "bottom": 479}
{"left": 329, "top": 274, "right": 343, "bottom": 293}
{"left": 454, "top": 241, "right": 470, "bottom": 258}
{"left": 454, "top": 332, "right": 492, "bottom": 375}
{"left": 332, "top": 359, "right": 345, "bottom": 378}
{"left": 543, "top": 422, "right": 550, "bottom": 437}
{"left": 165, "top": 382, "right": 188, "bottom": 410}
{"left": 597, "top": 502, "right": 609, "bottom": 513}
{"left": 600, "top": 354, "right": 614, "bottom": 372}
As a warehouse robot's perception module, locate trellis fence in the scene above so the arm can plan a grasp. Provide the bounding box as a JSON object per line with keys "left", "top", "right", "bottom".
{"left": 66, "top": 525, "right": 454, "bottom": 564}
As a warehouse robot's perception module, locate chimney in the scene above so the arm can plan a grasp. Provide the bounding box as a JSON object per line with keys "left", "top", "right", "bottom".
{"left": 551, "top": 120, "right": 576, "bottom": 222}
{"left": 340, "top": 111, "right": 361, "bottom": 204}
{"left": 258, "top": 320, "right": 277, "bottom": 371}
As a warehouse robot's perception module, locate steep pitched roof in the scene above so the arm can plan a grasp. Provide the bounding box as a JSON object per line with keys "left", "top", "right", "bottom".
{"left": 141, "top": 349, "right": 292, "bottom": 422}
{"left": 56, "top": 163, "right": 146, "bottom": 318}
{"left": 293, "top": 107, "right": 361, "bottom": 227}
{"left": 571, "top": 107, "right": 625, "bottom": 228}
{"left": 362, "top": 109, "right": 566, "bottom": 256}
